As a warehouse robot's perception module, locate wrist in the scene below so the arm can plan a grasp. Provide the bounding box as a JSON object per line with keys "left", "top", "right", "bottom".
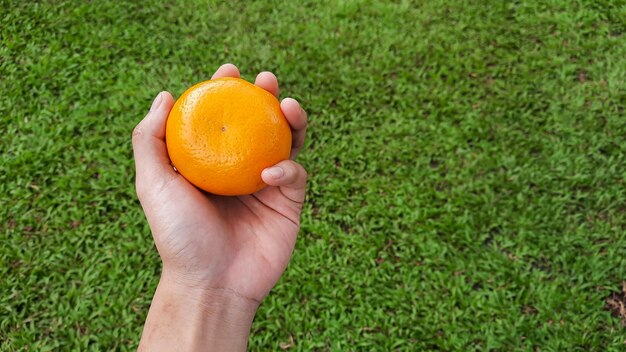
{"left": 138, "top": 270, "right": 259, "bottom": 352}
{"left": 160, "top": 268, "right": 261, "bottom": 311}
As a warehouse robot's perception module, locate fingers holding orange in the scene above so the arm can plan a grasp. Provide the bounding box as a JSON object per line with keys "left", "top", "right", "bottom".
{"left": 166, "top": 64, "right": 304, "bottom": 195}
{"left": 280, "top": 98, "right": 307, "bottom": 159}
{"left": 165, "top": 78, "right": 291, "bottom": 196}
{"left": 252, "top": 72, "right": 307, "bottom": 159}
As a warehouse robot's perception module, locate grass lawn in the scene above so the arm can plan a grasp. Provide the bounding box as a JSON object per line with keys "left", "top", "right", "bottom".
{"left": 2, "top": 0, "right": 626, "bottom": 350}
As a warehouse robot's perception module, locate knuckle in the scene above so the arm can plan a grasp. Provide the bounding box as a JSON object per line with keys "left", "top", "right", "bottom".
{"left": 295, "top": 163, "right": 307, "bottom": 178}
{"left": 279, "top": 162, "right": 297, "bottom": 180}
{"left": 135, "top": 180, "right": 148, "bottom": 200}
{"left": 132, "top": 124, "right": 144, "bottom": 141}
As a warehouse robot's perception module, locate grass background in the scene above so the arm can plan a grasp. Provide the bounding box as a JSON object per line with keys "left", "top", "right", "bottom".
{"left": 2, "top": 0, "right": 626, "bottom": 350}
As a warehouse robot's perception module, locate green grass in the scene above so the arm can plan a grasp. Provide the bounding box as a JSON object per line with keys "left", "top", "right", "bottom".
{"left": 2, "top": 0, "right": 626, "bottom": 350}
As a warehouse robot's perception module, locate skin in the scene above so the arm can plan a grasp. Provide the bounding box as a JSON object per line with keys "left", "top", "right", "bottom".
{"left": 132, "top": 63, "right": 308, "bottom": 351}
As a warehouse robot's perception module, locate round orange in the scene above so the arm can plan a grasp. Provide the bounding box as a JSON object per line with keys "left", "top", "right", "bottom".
{"left": 165, "top": 77, "right": 292, "bottom": 196}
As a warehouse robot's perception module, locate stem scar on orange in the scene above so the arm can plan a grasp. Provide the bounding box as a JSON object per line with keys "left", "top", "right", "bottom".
{"left": 165, "top": 77, "right": 292, "bottom": 196}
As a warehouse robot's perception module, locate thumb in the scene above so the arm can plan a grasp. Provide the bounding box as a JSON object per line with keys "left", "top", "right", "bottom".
{"left": 261, "top": 160, "right": 307, "bottom": 204}
{"left": 132, "top": 91, "right": 177, "bottom": 198}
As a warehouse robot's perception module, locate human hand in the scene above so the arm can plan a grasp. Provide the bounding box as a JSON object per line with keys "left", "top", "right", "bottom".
{"left": 133, "top": 64, "right": 307, "bottom": 351}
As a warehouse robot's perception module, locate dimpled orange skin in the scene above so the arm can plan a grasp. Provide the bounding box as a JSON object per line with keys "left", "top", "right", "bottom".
{"left": 165, "top": 77, "right": 292, "bottom": 196}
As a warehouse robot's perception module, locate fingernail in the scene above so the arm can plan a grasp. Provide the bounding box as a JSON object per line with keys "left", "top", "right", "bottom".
{"left": 150, "top": 92, "right": 163, "bottom": 112}
{"left": 264, "top": 166, "right": 284, "bottom": 179}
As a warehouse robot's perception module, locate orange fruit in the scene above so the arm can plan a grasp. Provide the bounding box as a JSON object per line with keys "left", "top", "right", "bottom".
{"left": 165, "top": 77, "right": 292, "bottom": 196}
